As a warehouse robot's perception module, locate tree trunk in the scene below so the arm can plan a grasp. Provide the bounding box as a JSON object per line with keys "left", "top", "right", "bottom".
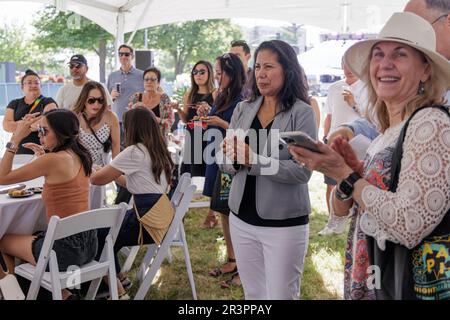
{"left": 174, "top": 56, "right": 184, "bottom": 75}
{"left": 98, "top": 39, "right": 107, "bottom": 83}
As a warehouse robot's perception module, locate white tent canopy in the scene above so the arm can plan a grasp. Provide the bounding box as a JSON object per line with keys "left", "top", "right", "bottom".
{"left": 18, "top": 0, "right": 408, "bottom": 43}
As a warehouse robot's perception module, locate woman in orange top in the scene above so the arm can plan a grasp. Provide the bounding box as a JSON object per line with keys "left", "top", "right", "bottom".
{"left": 0, "top": 109, "right": 94, "bottom": 300}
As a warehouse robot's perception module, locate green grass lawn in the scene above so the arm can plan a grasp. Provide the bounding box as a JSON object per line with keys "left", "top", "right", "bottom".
{"left": 116, "top": 172, "right": 348, "bottom": 300}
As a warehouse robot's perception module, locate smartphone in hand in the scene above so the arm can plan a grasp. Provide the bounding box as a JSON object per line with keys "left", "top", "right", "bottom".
{"left": 280, "top": 131, "right": 321, "bottom": 153}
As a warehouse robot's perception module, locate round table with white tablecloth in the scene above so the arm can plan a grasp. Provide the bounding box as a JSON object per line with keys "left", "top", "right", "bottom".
{"left": 0, "top": 176, "right": 46, "bottom": 238}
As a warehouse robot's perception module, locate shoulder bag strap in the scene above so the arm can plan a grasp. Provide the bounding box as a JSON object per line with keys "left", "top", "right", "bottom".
{"left": 28, "top": 95, "right": 44, "bottom": 114}
{"left": 82, "top": 113, "right": 105, "bottom": 146}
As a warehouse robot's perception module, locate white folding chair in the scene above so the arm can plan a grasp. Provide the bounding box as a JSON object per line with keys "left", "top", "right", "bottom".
{"left": 120, "top": 172, "right": 191, "bottom": 274}
{"left": 134, "top": 183, "right": 197, "bottom": 300}
{"left": 119, "top": 174, "right": 198, "bottom": 299}
{"left": 15, "top": 203, "right": 128, "bottom": 300}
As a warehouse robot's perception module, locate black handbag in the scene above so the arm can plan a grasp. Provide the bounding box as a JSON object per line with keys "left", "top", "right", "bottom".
{"left": 82, "top": 113, "right": 112, "bottom": 153}
{"left": 368, "top": 105, "right": 450, "bottom": 300}
{"left": 210, "top": 170, "right": 232, "bottom": 215}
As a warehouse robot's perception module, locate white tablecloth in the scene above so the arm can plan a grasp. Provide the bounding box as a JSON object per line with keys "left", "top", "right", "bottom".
{"left": 0, "top": 176, "right": 46, "bottom": 238}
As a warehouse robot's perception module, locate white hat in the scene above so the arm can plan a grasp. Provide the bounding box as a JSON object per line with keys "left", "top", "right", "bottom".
{"left": 344, "top": 12, "right": 450, "bottom": 86}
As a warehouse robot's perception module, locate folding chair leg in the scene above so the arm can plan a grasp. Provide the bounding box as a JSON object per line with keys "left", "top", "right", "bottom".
{"left": 106, "top": 236, "right": 118, "bottom": 300}
{"left": 137, "top": 244, "right": 157, "bottom": 284}
{"left": 134, "top": 244, "right": 168, "bottom": 300}
{"left": 120, "top": 246, "right": 140, "bottom": 274}
{"left": 49, "top": 251, "right": 62, "bottom": 300}
{"left": 85, "top": 278, "right": 102, "bottom": 300}
{"left": 180, "top": 227, "right": 197, "bottom": 299}
{"left": 166, "top": 248, "right": 173, "bottom": 264}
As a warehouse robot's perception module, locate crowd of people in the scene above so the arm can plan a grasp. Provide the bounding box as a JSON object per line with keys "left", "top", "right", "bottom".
{"left": 0, "top": 0, "right": 449, "bottom": 300}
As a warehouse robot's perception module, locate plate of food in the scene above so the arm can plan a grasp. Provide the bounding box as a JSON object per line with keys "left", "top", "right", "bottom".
{"left": 28, "top": 187, "right": 43, "bottom": 194}
{"left": 8, "top": 189, "right": 34, "bottom": 198}
{"left": 187, "top": 116, "right": 209, "bottom": 130}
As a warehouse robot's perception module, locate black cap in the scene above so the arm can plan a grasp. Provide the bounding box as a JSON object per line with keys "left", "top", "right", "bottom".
{"left": 68, "top": 54, "right": 87, "bottom": 66}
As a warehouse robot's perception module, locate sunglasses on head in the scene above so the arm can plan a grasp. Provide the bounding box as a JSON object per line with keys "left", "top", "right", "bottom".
{"left": 192, "top": 69, "right": 207, "bottom": 76}
{"left": 144, "top": 77, "right": 158, "bottom": 83}
{"left": 87, "top": 97, "right": 105, "bottom": 105}
{"left": 37, "top": 125, "right": 48, "bottom": 137}
{"left": 119, "top": 52, "right": 132, "bottom": 57}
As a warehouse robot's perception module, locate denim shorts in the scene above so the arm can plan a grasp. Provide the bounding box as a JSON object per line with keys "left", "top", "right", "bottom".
{"left": 32, "top": 229, "right": 98, "bottom": 272}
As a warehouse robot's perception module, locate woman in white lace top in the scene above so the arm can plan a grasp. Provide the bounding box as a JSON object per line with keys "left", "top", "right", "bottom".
{"left": 289, "top": 13, "right": 450, "bottom": 300}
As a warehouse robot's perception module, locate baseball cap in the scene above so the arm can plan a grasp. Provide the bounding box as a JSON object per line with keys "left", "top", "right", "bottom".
{"left": 68, "top": 54, "right": 88, "bottom": 66}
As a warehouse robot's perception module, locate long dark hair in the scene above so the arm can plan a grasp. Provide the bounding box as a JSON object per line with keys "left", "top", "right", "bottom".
{"left": 123, "top": 107, "right": 173, "bottom": 184}
{"left": 72, "top": 81, "right": 108, "bottom": 127}
{"left": 215, "top": 53, "right": 246, "bottom": 113}
{"left": 44, "top": 109, "right": 93, "bottom": 176}
{"left": 187, "top": 60, "right": 215, "bottom": 104}
{"left": 250, "top": 40, "right": 309, "bottom": 112}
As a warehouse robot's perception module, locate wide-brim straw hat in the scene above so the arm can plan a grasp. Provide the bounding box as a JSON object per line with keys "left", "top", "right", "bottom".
{"left": 344, "top": 12, "right": 450, "bottom": 87}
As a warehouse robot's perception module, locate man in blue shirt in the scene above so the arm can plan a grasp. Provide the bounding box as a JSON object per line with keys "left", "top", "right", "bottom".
{"left": 107, "top": 44, "right": 144, "bottom": 143}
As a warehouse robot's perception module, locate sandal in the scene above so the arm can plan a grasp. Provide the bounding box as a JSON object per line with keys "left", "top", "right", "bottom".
{"left": 220, "top": 272, "right": 242, "bottom": 289}
{"left": 119, "top": 276, "right": 132, "bottom": 291}
{"left": 208, "top": 258, "right": 237, "bottom": 277}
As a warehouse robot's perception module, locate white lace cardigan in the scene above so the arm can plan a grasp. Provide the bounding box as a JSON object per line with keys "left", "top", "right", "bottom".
{"left": 359, "top": 107, "right": 450, "bottom": 250}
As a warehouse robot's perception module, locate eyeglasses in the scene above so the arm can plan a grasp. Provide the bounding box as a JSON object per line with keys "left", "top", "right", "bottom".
{"left": 431, "top": 13, "right": 449, "bottom": 25}
{"left": 86, "top": 97, "right": 105, "bottom": 105}
{"left": 192, "top": 69, "right": 207, "bottom": 76}
{"left": 119, "top": 52, "right": 132, "bottom": 57}
{"left": 144, "top": 77, "right": 158, "bottom": 83}
{"left": 37, "top": 125, "right": 49, "bottom": 137}
{"left": 69, "top": 64, "right": 82, "bottom": 69}
{"left": 23, "top": 81, "right": 40, "bottom": 86}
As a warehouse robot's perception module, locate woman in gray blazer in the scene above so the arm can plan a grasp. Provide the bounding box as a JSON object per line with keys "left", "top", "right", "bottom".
{"left": 216, "top": 40, "right": 317, "bottom": 299}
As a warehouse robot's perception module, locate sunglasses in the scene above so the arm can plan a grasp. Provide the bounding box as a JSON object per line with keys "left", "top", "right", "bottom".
{"left": 37, "top": 125, "right": 49, "bottom": 137}
{"left": 23, "top": 81, "right": 40, "bottom": 86}
{"left": 69, "top": 64, "right": 83, "bottom": 69}
{"left": 144, "top": 77, "right": 158, "bottom": 83}
{"left": 192, "top": 69, "right": 207, "bottom": 76}
{"left": 86, "top": 97, "right": 105, "bottom": 105}
{"left": 119, "top": 52, "right": 132, "bottom": 57}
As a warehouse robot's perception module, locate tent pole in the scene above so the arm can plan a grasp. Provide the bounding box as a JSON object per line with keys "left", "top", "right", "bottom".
{"left": 115, "top": 11, "right": 125, "bottom": 68}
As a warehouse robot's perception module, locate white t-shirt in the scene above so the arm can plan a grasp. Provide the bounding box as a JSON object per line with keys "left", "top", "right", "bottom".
{"left": 325, "top": 79, "right": 369, "bottom": 137}
{"left": 110, "top": 143, "right": 169, "bottom": 194}
{"left": 55, "top": 81, "right": 113, "bottom": 110}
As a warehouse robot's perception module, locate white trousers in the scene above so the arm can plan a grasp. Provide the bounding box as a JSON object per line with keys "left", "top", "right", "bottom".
{"left": 230, "top": 213, "right": 309, "bottom": 300}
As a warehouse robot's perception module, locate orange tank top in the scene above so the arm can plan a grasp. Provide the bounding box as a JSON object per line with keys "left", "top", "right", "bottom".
{"left": 41, "top": 165, "right": 90, "bottom": 221}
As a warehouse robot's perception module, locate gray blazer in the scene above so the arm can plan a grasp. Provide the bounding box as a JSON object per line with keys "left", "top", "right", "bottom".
{"left": 217, "top": 96, "right": 317, "bottom": 220}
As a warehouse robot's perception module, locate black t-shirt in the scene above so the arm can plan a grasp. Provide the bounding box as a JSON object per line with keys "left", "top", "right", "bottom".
{"left": 6, "top": 96, "right": 56, "bottom": 154}
{"left": 234, "top": 116, "right": 309, "bottom": 227}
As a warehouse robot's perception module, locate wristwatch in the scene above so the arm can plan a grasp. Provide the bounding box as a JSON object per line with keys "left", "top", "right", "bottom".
{"left": 335, "top": 172, "right": 362, "bottom": 201}
{"left": 5, "top": 141, "right": 18, "bottom": 154}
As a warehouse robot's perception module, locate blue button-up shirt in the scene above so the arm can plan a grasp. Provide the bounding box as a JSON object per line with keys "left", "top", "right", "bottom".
{"left": 107, "top": 66, "right": 144, "bottom": 120}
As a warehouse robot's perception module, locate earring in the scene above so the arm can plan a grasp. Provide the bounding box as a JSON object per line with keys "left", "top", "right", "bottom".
{"left": 418, "top": 81, "right": 426, "bottom": 95}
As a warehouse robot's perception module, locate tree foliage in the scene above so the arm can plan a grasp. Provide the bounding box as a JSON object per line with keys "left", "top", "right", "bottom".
{"left": 0, "top": 24, "right": 57, "bottom": 73}
{"left": 33, "top": 6, "right": 114, "bottom": 81}
{"left": 132, "top": 19, "right": 243, "bottom": 75}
